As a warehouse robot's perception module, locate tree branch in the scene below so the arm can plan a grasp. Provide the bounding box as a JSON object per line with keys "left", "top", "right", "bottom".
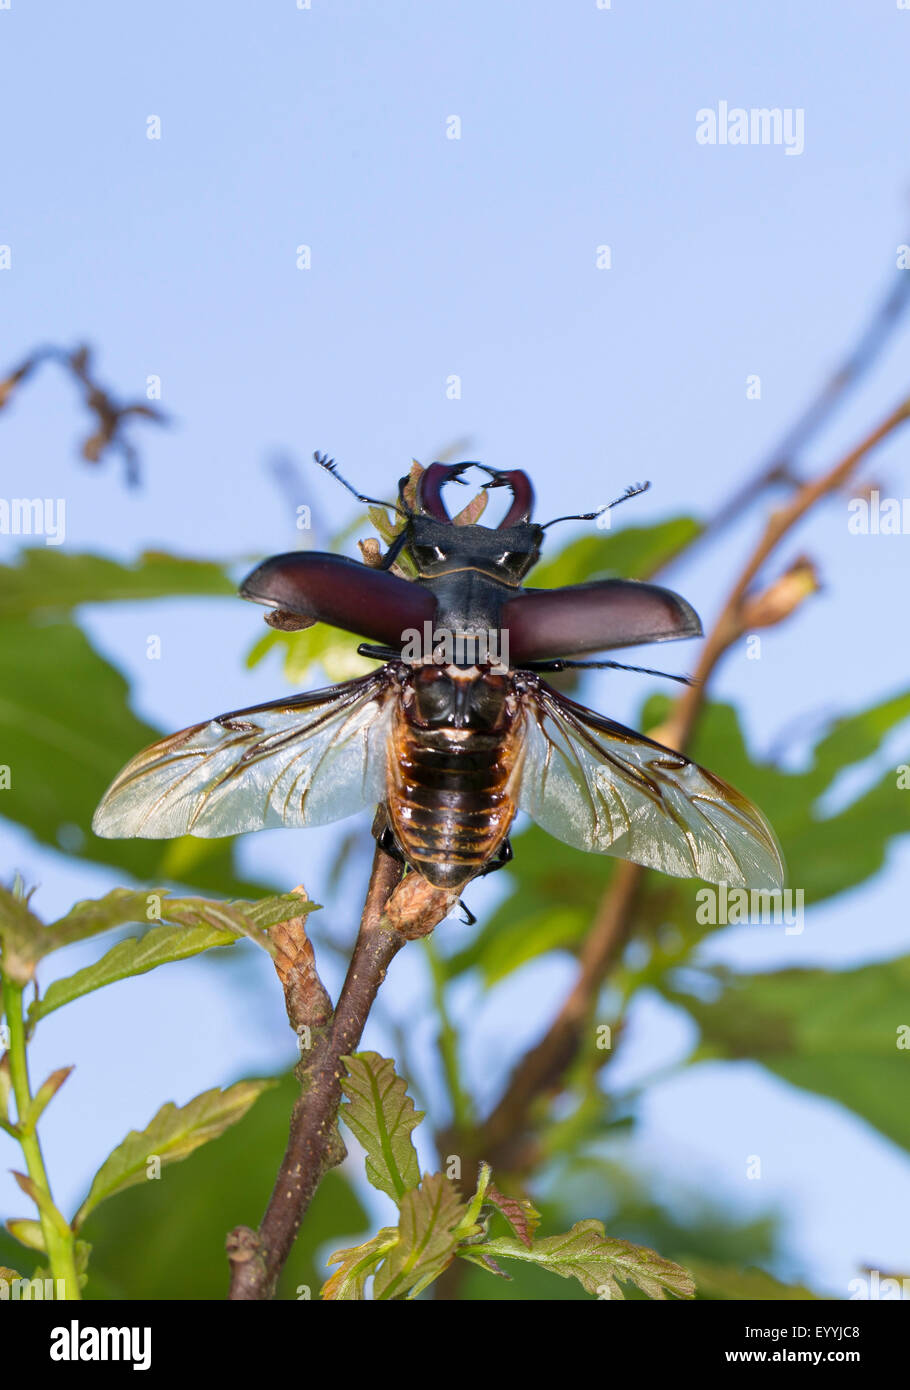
{"left": 227, "top": 848, "right": 457, "bottom": 1299}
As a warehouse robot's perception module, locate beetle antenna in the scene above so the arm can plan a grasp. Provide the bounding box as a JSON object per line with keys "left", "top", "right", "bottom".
{"left": 314, "top": 451, "right": 409, "bottom": 517}
{"left": 526, "top": 656, "right": 697, "bottom": 686}
{"left": 541, "top": 481, "right": 651, "bottom": 529}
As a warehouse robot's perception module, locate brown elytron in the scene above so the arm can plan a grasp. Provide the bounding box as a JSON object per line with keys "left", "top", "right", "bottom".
{"left": 386, "top": 666, "right": 524, "bottom": 890}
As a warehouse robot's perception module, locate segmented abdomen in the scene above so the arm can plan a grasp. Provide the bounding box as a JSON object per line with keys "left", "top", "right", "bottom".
{"left": 387, "top": 718, "right": 520, "bottom": 890}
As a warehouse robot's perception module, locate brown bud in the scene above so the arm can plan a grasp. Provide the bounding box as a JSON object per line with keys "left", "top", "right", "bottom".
{"left": 383, "top": 874, "right": 458, "bottom": 940}
{"left": 740, "top": 555, "right": 820, "bottom": 631}
{"left": 358, "top": 537, "right": 384, "bottom": 568}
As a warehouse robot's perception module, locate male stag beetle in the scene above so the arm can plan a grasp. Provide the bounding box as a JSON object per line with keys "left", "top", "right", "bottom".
{"left": 94, "top": 457, "right": 784, "bottom": 900}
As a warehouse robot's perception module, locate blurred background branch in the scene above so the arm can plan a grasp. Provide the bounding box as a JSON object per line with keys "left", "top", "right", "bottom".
{"left": 0, "top": 344, "right": 168, "bottom": 487}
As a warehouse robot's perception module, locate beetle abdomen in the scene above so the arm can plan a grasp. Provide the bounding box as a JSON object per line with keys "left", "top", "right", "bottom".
{"left": 388, "top": 722, "right": 520, "bottom": 891}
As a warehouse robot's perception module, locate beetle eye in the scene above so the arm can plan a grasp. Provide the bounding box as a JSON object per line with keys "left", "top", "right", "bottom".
{"left": 414, "top": 543, "right": 448, "bottom": 566}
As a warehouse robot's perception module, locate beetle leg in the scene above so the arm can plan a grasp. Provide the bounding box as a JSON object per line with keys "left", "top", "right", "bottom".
{"left": 373, "top": 526, "right": 410, "bottom": 571}
{"left": 452, "top": 842, "right": 514, "bottom": 924}
{"left": 358, "top": 642, "right": 405, "bottom": 663}
{"left": 372, "top": 816, "right": 408, "bottom": 866}
{"left": 475, "top": 838, "right": 514, "bottom": 877}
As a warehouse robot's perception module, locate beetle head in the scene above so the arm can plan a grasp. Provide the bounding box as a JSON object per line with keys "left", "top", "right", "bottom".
{"left": 402, "top": 462, "right": 544, "bottom": 584}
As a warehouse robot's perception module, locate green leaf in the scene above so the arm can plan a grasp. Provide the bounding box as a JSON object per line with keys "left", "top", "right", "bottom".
{"left": 529, "top": 517, "right": 702, "bottom": 589}
{"left": 0, "top": 547, "right": 234, "bottom": 618}
{"left": 468, "top": 1220, "right": 695, "bottom": 1300}
{"left": 26, "top": 891, "right": 312, "bottom": 1021}
{"left": 12, "top": 1172, "right": 70, "bottom": 1236}
{"left": 39, "top": 885, "right": 302, "bottom": 958}
{"left": 0, "top": 617, "right": 271, "bottom": 898}
{"left": 808, "top": 690, "right": 910, "bottom": 787}
{"left": 73, "top": 1080, "right": 275, "bottom": 1229}
{"left": 373, "top": 1173, "right": 466, "bottom": 1299}
{"left": 69, "top": 1074, "right": 366, "bottom": 1300}
{"left": 676, "top": 955, "right": 910, "bottom": 1155}
{"left": 247, "top": 622, "right": 376, "bottom": 685}
{"left": 321, "top": 1228, "right": 398, "bottom": 1300}
{"left": 339, "top": 1052, "right": 423, "bottom": 1203}
{"left": 42, "top": 887, "right": 169, "bottom": 954}
{"left": 30, "top": 924, "right": 235, "bottom": 1023}
{"left": 6, "top": 1218, "right": 46, "bottom": 1253}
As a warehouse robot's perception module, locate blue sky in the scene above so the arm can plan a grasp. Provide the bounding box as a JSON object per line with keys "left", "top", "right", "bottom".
{"left": 2, "top": 0, "right": 910, "bottom": 1293}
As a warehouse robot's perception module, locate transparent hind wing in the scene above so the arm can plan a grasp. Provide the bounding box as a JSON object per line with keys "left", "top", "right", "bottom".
{"left": 517, "top": 681, "right": 784, "bottom": 890}
{"left": 92, "top": 671, "right": 393, "bottom": 839}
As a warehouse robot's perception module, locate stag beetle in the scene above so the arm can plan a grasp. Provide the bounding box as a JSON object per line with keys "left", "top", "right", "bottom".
{"left": 94, "top": 457, "right": 784, "bottom": 900}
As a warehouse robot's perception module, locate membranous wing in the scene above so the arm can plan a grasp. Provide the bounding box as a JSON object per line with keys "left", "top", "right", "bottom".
{"left": 93, "top": 670, "right": 394, "bottom": 839}
{"left": 517, "top": 680, "right": 784, "bottom": 890}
